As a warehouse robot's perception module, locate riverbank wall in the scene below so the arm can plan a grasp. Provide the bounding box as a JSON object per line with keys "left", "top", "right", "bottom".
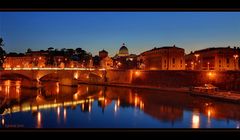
{"left": 101, "top": 70, "right": 240, "bottom": 91}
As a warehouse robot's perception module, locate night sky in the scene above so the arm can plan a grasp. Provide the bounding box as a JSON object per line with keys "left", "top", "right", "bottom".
{"left": 1, "top": 12, "right": 240, "bottom": 56}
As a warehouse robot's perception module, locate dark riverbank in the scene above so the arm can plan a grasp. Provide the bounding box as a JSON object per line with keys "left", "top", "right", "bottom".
{"left": 78, "top": 81, "right": 190, "bottom": 94}
{"left": 78, "top": 81, "right": 240, "bottom": 105}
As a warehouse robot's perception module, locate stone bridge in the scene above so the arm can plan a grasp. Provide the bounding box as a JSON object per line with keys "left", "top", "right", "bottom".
{"left": 0, "top": 69, "right": 106, "bottom": 88}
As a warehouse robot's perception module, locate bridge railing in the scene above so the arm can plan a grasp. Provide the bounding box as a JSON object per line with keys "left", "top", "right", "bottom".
{"left": 3, "top": 67, "right": 107, "bottom": 71}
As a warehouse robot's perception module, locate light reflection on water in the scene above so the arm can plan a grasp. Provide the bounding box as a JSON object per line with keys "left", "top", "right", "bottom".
{"left": 1, "top": 80, "right": 240, "bottom": 128}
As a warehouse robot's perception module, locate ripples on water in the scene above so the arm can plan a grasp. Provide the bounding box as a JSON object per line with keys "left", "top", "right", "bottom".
{"left": 0, "top": 80, "right": 240, "bottom": 128}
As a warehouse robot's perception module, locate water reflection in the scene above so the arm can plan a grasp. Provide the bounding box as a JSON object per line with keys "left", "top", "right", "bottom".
{"left": 64, "top": 108, "right": 67, "bottom": 123}
{"left": 37, "top": 112, "right": 41, "bottom": 128}
{"left": 1, "top": 80, "right": 240, "bottom": 128}
{"left": 192, "top": 110, "right": 200, "bottom": 128}
{"left": 1, "top": 117, "right": 5, "bottom": 127}
{"left": 57, "top": 107, "right": 60, "bottom": 123}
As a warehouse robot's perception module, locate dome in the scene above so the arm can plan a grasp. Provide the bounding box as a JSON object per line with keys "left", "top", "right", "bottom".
{"left": 119, "top": 43, "right": 129, "bottom": 56}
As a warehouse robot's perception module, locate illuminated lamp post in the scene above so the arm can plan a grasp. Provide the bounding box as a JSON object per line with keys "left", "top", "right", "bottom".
{"left": 233, "top": 54, "right": 239, "bottom": 70}
{"left": 194, "top": 54, "right": 200, "bottom": 70}
{"left": 207, "top": 72, "right": 216, "bottom": 85}
{"left": 191, "top": 61, "right": 194, "bottom": 70}
{"left": 207, "top": 62, "right": 210, "bottom": 70}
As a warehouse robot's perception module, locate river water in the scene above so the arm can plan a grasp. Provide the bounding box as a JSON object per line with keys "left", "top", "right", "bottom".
{"left": 0, "top": 80, "right": 240, "bottom": 128}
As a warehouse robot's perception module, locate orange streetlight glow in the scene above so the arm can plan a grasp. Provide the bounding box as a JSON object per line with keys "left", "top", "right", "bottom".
{"left": 135, "top": 71, "right": 141, "bottom": 77}
{"left": 74, "top": 72, "right": 79, "bottom": 79}
{"left": 192, "top": 113, "right": 200, "bottom": 128}
{"left": 233, "top": 54, "right": 239, "bottom": 70}
{"left": 37, "top": 112, "right": 41, "bottom": 128}
{"left": 194, "top": 54, "right": 200, "bottom": 60}
{"left": 233, "top": 54, "right": 239, "bottom": 59}
{"left": 1, "top": 118, "right": 5, "bottom": 126}
{"left": 207, "top": 72, "right": 215, "bottom": 78}
{"left": 208, "top": 72, "right": 212, "bottom": 77}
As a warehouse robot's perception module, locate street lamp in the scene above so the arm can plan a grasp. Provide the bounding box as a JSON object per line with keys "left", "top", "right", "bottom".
{"left": 233, "top": 54, "right": 239, "bottom": 70}
{"left": 194, "top": 54, "right": 200, "bottom": 60}
{"left": 194, "top": 54, "right": 200, "bottom": 70}
{"left": 191, "top": 61, "right": 194, "bottom": 70}
{"left": 207, "top": 62, "right": 210, "bottom": 70}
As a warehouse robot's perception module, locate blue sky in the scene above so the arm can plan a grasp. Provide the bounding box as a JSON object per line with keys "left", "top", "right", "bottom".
{"left": 0, "top": 12, "right": 240, "bottom": 56}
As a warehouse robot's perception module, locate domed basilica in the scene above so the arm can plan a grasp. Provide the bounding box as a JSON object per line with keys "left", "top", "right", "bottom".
{"left": 118, "top": 43, "right": 129, "bottom": 57}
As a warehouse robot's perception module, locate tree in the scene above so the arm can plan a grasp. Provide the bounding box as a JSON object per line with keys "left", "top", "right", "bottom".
{"left": 93, "top": 55, "right": 100, "bottom": 68}
{"left": 27, "top": 48, "right": 32, "bottom": 53}
{"left": 0, "top": 38, "right": 3, "bottom": 47}
{"left": 76, "top": 48, "right": 83, "bottom": 54}
{"left": 48, "top": 47, "right": 54, "bottom": 51}
{"left": 0, "top": 38, "right": 6, "bottom": 68}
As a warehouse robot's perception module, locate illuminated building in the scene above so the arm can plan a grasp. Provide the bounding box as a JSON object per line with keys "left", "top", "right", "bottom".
{"left": 185, "top": 47, "right": 240, "bottom": 70}
{"left": 99, "top": 49, "right": 113, "bottom": 69}
{"left": 113, "top": 43, "right": 137, "bottom": 69}
{"left": 3, "top": 51, "right": 48, "bottom": 68}
{"left": 100, "top": 57, "right": 113, "bottom": 69}
{"left": 139, "top": 45, "right": 185, "bottom": 70}
{"left": 99, "top": 49, "right": 108, "bottom": 59}
{"left": 3, "top": 55, "right": 32, "bottom": 68}
{"left": 118, "top": 43, "right": 129, "bottom": 57}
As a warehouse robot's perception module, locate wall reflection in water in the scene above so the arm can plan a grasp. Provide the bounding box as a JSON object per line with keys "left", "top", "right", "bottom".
{"left": 1, "top": 80, "right": 240, "bottom": 128}
{"left": 192, "top": 110, "right": 200, "bottom": 128}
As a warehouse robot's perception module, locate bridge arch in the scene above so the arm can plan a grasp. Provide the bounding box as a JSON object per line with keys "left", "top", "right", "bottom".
{"left": 0, "top": 72, "right": 32, "bottom": 81}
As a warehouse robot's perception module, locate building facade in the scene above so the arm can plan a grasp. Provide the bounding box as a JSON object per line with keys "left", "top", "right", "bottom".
{"left": 139, "top": 45, "right": 185, "bottom": 70}
{"left": 99, "top": 49, "right": 108, "bottom": 59}
{"left": 100, "top": 56, "right": 113, "bottom": 69}
{"left": 112, "top": 43, "right": 138, "bottom": 69}
{"left": 3, "top": 55, "right": 46, "bottom": 68}
{"left": 185, "top": 47, "right": 239, "bottom": 71}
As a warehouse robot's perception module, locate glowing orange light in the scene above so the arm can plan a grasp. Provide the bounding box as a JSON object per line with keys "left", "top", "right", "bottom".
{"left": 134, "top": 96, "right": 139, "bottom": 107}
{"left": 37, "top": 112, "right": 41, "bottom": 128}
{"left": 89, "top": 104, "right": 92, "bottom": 112}
{"left": 73, "top": 93, "right": 78, "bottom": 100}
{"left": 56, "top": 82, "right": 59, "bottom": 94}
{"left": 135, "top": 71, "right": 141, "bottom": 77}
{"left": 4, "top": 80, "right": 10, "bottom": 96}
{"left": 207, "top": 72, "right": 215, "bottom": 78}
{"left": 208, "top": 110, "right": 211, "bottom": 118}
{"left": 1, "top": 118, "right": 5, "bottom": 126}
{"left": 64, "top": 108, "right": 67, "bottom": 121}
{"left": 74, "top": 72, "right": 79, "bottom": 79}
{"left": 57, "top": 107, "right": 60, "bottom": 117}
{"left": 192, "top": 113, "right": 200, "bottom": 128}
{"left": 140, "top": 101, "right": 144, "bottom": 110}
{"left": 114, "top": 103, "right": 117, "bottom": 112}
{"left": 117, "top": 99, "right": 120, "bottom": 107}
{"left": 82, "top": 103, "right": 85, "bottom": 110}
{"left": 208, "top": 72, "right": 212, "bottom": 76}
{"left": 195, "top": 54, "right": 200, "bottom": 59}
{"left": 233, "top": 54, "right": 239, "bottom": 59}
